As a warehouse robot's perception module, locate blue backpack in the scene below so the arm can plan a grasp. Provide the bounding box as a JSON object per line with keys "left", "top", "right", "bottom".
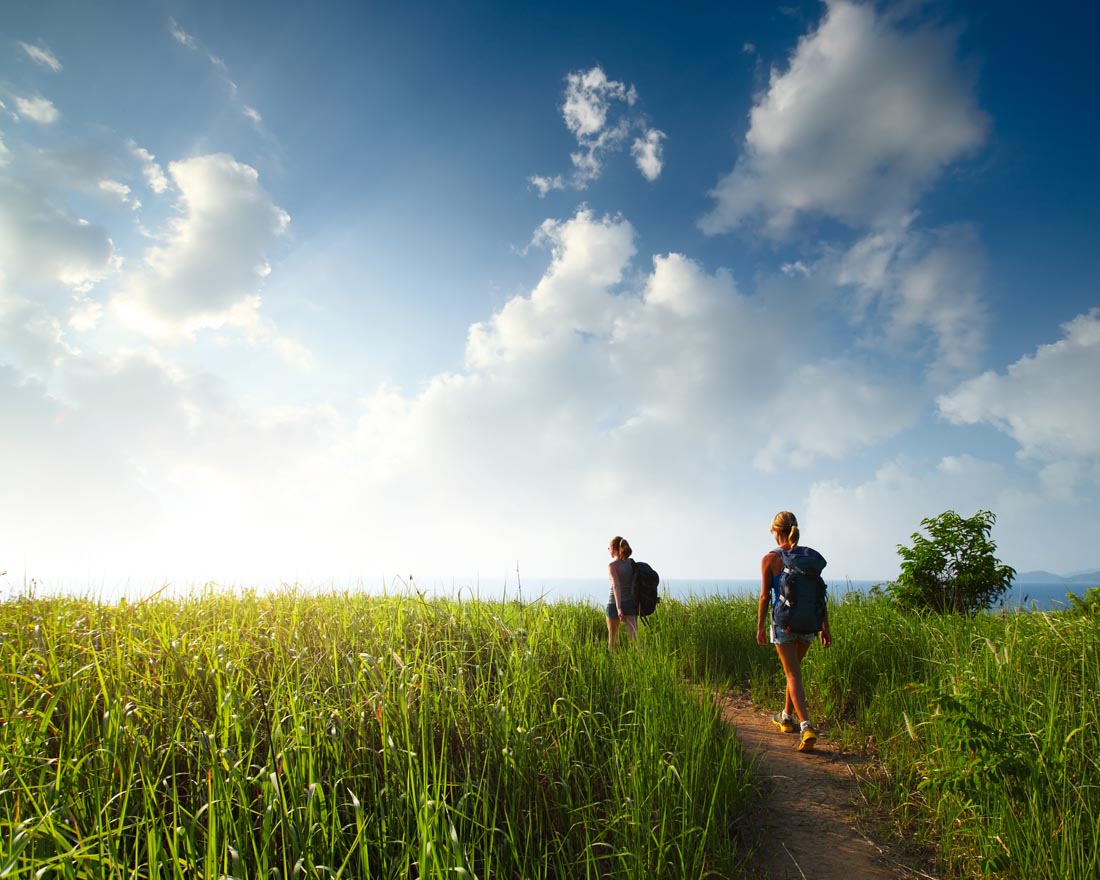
{"left": 772, "top": 546, "right": 828, "bottom": 634}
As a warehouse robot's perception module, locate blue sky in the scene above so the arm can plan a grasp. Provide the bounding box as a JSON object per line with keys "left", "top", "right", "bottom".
{"left": 1, "top": 1, "right": 1098, "bottom": 592}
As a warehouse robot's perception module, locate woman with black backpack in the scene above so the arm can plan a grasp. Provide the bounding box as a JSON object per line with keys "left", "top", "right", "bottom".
{"left": 606, "top": 535, "right": 639, "bottom": 651}
{"left": 756, "top": 510, "right": 832, "bottom": 752}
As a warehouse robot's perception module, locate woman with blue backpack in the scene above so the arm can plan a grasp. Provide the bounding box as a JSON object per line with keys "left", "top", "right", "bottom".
{"left": 756, "top": 510, "right": 832, "bottom": 752}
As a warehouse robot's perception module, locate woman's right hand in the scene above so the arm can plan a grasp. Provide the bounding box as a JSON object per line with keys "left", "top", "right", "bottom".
{"left": 756, "top": 625, "right": 766, "bottom": 646}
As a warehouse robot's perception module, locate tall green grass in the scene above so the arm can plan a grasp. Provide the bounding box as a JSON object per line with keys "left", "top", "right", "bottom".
{"left": 0, "top": 589, "right": 753, "bottom": 879}
{"left": 817, "top": 595, "right": 1100, "bottom": 879}
{"left": 3, "top": 586, "right": 1096, "bottom": 878}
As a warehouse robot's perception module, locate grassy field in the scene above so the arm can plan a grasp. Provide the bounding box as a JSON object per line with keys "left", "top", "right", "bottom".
{"left": 0, "top": 589, "right": 753, "bottom": 879}
{"left": 1, "top": 586, "right": 1097, "bottom": 878}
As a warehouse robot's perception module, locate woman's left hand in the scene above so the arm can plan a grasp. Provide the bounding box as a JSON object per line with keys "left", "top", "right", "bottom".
{"left": 820, "top": 627, "right": 833, "bottom": 648}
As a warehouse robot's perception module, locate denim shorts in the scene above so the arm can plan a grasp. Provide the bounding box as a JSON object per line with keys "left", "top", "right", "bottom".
{"left": 607, "top": 600, "right": 639, "bottom": 619}
{"left": 771, "top": 625, "right": 816, "bottom": 645}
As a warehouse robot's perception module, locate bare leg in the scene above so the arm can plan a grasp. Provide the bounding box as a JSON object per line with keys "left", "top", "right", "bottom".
{"left": 607, "top": 616, "right": 620, "bottom": 651}
{"left": 774, "top": 640, "right": 811, "bottom": 722}
{"left": 621, "top": 615, "right": 638, "bottom": 646}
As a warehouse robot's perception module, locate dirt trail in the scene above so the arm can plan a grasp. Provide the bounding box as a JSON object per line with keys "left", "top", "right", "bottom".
{"left": 713, "top": 691, "right": 937, "bottom": 880}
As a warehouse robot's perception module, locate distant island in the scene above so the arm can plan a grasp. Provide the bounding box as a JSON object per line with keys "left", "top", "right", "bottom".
{"left": 1016, "top": 570, "right": 1100, "bottom": 584}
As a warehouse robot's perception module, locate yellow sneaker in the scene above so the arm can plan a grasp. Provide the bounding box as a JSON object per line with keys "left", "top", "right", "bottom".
{"left": 771, "top": 713, "right": 796, "bottom": 733}
{"left": 797, "top": 724, "right": 818, "bottom": 752}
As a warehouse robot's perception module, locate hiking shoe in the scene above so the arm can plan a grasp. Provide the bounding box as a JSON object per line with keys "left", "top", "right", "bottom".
{"left": 771, "top": 713, "right": 796, "bottom": 733}
{"left": 797, "top": 725, "right": 818, "bottom": 752}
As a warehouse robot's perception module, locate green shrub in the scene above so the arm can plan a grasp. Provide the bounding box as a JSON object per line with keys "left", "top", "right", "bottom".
{"left": 888, "top": 509, "right": 1016, "bottom": 615}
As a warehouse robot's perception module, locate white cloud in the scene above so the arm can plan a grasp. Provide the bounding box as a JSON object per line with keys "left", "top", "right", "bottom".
{"left": 631, "top": 128, "right": 666, "bottom": 181}
{"left": 15, "top": 95, "right": 59, "bottom": 125}
{"left": 0, "top": 292, "right": 76, "bottom": 374}
{"left": 753, "top": 360, "right": 921, "bottom": 471}
{"left": 569, "top": 118, "right": 630, "bottom": 186}
{"left": 98, "top": 178, "right": 141, "bottom": 210}
{"left": 0, "top": 177, "right": 118, "bottom": 291}
{"left": 67, "top": 298, "right": 104, "bottom": 333}
{"left": 128, "top": 141, "right": 170, "bottom": 194}
{"left": 18, "top": 41, "right": 62, "bottom": 72}
{"left": 837, "top": 219, "right": 987, "bottom": 374}
{"left": 562, "top": 67, "right": 636, "bottom": 137}
{"left": 700, "top": 0, "right": 988, "bottom": 235}
{"left": 528, "top": 174, "right": 565, "bottom": 198}
{"left": 112, "top": 153, "right": 304, "bottom": 365}
{"left": 346, "top": 208, "right": 921, "bottom": 573}
{"left": 531, "top": 66, "right": 665, "bottom": 191}
{"left": 938, "top": 309, "right": 1100, "bottom": 463}
{"left": 0, "top": 176, "right": 119, "bottom": 376}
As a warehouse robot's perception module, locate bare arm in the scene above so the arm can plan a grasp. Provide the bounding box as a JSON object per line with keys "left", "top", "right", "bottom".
{"left": 757, "top": 553, "right": 778, "bottom": 646}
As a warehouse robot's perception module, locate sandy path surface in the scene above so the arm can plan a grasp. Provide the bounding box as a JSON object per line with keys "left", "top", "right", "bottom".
{"left": 713, "top": 691, "right": 938, "bottom": 880}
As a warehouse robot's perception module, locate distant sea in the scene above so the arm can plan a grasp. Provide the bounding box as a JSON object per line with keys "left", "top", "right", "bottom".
{"left": 11, "top": 574, "right": 1095, "bottom": 611}
{"left": 474, "top": 577, "right": 1097, "bottom": 612}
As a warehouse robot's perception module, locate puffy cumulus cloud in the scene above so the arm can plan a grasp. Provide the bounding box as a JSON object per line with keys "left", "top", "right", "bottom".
{"left": 938, "top": 310, "right": 1100, "bottom": 464}
{"left": 0, "top": 138, "right": 297, "bottom": 367}
{"left": 700, "top": 0, "right": 988, "bottom": 236}
{"left": 346, "top": 208, "right": 916, "bottom": 574}
{"left": 18, "top": 41, "right": 62, "bottom": 72}
{"left": 837, "top": 219, "right": 987, "bottom": 375}
{"left": 14, "top": 95, "right": 59, "bottom": 125}
{"left": 113, "top": 153, "right": 295, "bottom": 341}
{"left": 631, "top": 128, "right": 665, "bottom": 182}
{"left": 530, "top": 66, "right": 666, "bottom": 194}
{"left": 806, "top": 453, "right": 1100, "bottom": 579}
{"left": 467, "top": 208, "right": 636, "bottom": 370}
{"left": 562, "top": 66, "right": 636, "bottom": 138}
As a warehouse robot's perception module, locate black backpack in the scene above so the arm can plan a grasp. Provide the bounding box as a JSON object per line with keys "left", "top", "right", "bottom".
{"left": 772, "top": 546, "right": 828, "bottom": 634}
{"left": 632, "top": 560, "right": 661, "bottom": 618}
